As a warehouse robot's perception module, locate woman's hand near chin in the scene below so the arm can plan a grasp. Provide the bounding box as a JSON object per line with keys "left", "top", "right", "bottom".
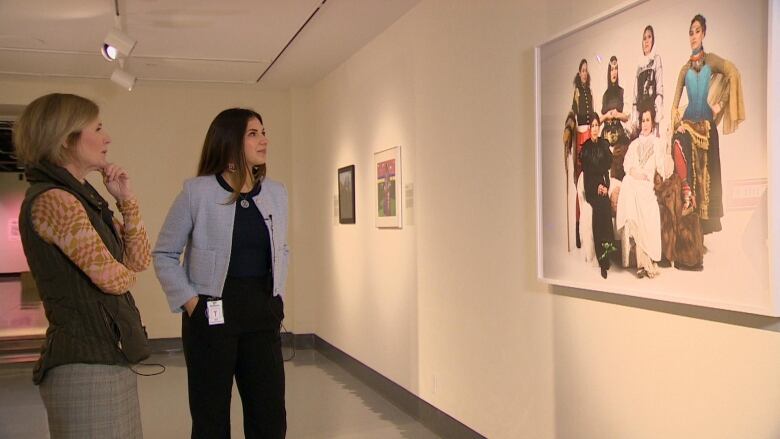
{"left": 102, "top": 163, "right": 134, "bottom": 201}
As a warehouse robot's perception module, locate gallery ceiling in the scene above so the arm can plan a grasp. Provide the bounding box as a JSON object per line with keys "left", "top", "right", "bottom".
{"left": 0, "top": 0, "right": 420, "bottom": 90}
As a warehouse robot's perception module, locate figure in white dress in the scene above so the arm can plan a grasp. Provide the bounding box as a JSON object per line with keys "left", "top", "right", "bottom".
{"left": 616, "top": 106, "right": 670, "bottom": 278}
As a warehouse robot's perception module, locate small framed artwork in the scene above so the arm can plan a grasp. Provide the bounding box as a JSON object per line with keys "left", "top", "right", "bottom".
{"left": 535, "top": 0, "right": 779, "bottom": 315}
{"left": 338, "top": 165, "right": 356, "bottom": 224}
{"left": 374, "top": 146, "right": 402, "bottom": 228}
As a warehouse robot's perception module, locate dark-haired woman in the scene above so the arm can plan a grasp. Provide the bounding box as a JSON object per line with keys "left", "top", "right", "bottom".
{"left": 632, "top": 25, "right": 664, "bottom": 137}
{"left": 571, "top": 58, "right": 594, "bottom": 247}
{"left": 154, "top": 109, "right": 289, "bottom": 438}
{"left": 671, "top": 14, "right": 745, "bottom": 235}
{"left": 580, "top": 113, "right": 614, "bottom": 278}
{"left": 601, "top": 56, "right": 629, "bottom": 180}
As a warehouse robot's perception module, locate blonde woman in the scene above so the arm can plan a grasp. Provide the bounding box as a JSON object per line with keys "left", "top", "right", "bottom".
{"left": 15, "top": 93, "right": 151, "bottom": 438}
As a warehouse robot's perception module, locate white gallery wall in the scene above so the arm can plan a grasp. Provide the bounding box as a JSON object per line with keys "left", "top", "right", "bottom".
{"left": 290, "top": 0, "right": 780, "bottom": 438}
{"left": 0, "top": 77, "right": 293, "bottom": 339}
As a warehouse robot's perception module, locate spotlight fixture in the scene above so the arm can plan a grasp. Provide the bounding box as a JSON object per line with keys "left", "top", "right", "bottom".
{"left": 101, "top": 29, "right": 136, "bottom": 61}
{"left": 110, "top": 68, "right": 136, "bottom": 91}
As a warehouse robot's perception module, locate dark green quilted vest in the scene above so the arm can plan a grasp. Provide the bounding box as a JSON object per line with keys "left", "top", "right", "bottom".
{"left": 19, "top": 162, "right": 149, "bottom": 384}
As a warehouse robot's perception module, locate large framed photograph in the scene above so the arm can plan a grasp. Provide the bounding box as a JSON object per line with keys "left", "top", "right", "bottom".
{"left": 374, "top": 146, "right": 402, "bottom": 228}
{"left": 535, "top": 0, "right": 780, "bottom": 315}
{"left": 338, "top": 165, "right": 356, "bottom": 224}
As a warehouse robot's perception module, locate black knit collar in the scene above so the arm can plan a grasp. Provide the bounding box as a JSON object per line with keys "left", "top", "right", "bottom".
{"left": 215, "top": 173, "right": 262, "bottom": 198}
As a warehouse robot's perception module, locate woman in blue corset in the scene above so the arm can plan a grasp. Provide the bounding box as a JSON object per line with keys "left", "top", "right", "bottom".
{"left": 670, "top": 14, "right": 745, "bottom": 235}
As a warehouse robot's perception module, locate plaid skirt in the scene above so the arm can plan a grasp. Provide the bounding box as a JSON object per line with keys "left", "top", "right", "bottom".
{"left": 39, "top": 363, "right": 142, "bottom": 439}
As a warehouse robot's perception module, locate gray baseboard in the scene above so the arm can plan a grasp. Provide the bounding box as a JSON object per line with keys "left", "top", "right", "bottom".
{"left": 149, "top": 337, "right": 182, "bottom": 353}
{"left": 309, "top": 334, "right": 486, "bottom": 439}
{"left": 284, "top": 332, "right": 315, "bottom": 349}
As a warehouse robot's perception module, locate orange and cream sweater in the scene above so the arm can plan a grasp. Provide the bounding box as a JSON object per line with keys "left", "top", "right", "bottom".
{"left": 31, "top": 189, "right": 151, "bottom": 294}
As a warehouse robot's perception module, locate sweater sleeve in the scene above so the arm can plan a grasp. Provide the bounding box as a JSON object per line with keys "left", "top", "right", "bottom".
{"left": 114, "top": 198, "right": 152, "bottom": 272}
{"left": 31, "top": 189, "right": 136, "bottom": 294}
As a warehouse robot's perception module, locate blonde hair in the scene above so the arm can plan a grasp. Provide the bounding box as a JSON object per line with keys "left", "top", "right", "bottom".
{"left": 13, "top": 93, "right": 99, "bottom": 166}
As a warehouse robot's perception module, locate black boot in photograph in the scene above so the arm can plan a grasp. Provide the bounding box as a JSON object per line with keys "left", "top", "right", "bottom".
{"left": 599, "top": 256, "right": 610, "bottom": 279}
{"left": 598, "top": 241, "right": 614, "bottom": 279}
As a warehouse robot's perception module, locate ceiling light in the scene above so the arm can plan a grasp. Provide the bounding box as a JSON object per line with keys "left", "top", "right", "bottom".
{"left": 102, "top": 44, "right": 118, "bottom": 60}
{"left": 101, "top": 29, "right": 136, "bottom": 61}
{"left": 110, "top": 68, "right": 136, "bottom": 91}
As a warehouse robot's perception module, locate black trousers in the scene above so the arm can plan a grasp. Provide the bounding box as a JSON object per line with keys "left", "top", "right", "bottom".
{"left": 586, "top": 193, "right": 613, "bottom": 270}
{"left": 182, "top": 275, "right": 286, "bottom": 439}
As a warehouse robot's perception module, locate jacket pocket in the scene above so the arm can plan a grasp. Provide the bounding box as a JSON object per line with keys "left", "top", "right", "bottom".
{"left": 187, "top": 247, "right": 216, "bottom": 287}
{"left": 98, "top": 297, "right": 150, "bottom": 363}
{"left": 188, "top": 295, "right": 207, "bottom": 321}
{"left": 98, "top": 301, "right": 121, "bottom": 344}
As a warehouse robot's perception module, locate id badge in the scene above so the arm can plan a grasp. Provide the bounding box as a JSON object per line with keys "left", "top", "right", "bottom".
{"left": 206, "top": 299, "right": 225, "bottom": 325}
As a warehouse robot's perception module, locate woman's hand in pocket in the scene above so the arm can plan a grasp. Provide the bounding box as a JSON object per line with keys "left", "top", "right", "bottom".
{"left": 183, "top": 296, "right": 200, "bottom": 317}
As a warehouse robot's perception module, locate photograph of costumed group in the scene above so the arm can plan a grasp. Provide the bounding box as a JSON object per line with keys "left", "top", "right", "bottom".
{"left": 536, "top": 0, "right": 776, "bottom": 315}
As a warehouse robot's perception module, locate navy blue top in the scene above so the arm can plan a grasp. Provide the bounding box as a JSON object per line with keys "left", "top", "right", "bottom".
{"left": 216, "top": 174, "right": 272, "bottom": 277}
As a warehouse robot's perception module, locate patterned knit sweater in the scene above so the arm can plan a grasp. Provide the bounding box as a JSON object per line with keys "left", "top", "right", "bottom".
{"left": 30, "top": 190, "right": 151, "bottom": 293}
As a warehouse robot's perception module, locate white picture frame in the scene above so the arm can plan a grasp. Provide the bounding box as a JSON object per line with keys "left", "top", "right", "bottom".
{"left": 374, "top": 146, "right": 402, "bottom": 228}
{"left": 535, "top": 0, "right": 780, "bottom": 316}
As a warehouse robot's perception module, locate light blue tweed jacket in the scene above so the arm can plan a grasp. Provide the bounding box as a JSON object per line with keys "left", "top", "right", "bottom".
{"left": 153, "top": 175, "right": 289, "bottom": 313}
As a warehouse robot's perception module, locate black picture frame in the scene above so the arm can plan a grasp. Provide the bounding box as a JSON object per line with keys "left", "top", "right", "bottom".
{"left": 338, "top": 165, "right": 356, "bottom": 224}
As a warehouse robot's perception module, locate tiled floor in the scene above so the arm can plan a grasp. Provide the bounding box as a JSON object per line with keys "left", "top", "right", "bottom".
{"left": 0, "top": 348, "right": 441, "bottom": 438}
